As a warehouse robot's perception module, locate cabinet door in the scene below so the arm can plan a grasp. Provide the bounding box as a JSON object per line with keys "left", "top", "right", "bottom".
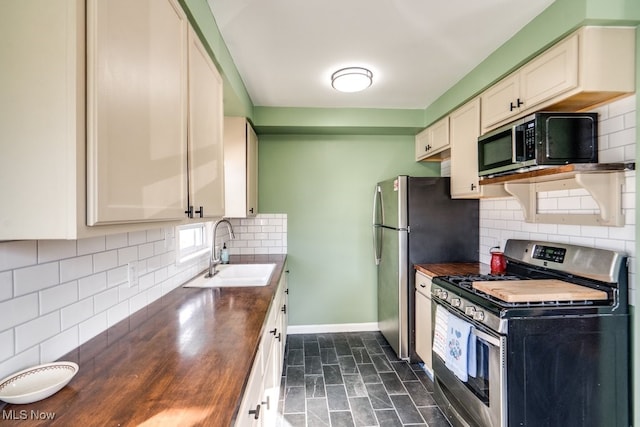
{"left": 0, "top": 0, "right": 84, "bottom": 239}
{"left": 87, "top": 0, "right": 188, "bottom": 225}
{"left": 480, "top": 73, "right": 520, "bottom": 131}
{"left": 187, "top": 26, "right": 225, "bottom": 219}
{"left": 415, "top": 128, "right": 430, "bottom": 161}
{"left": 520, "top": 33, "right": 578, "bottom": 109}
{"left": 235, "top": 346, "right": 263, "bottom": 427}
{"left": 415, "top": 117, "right": 450, "bottom": 161}
{"left": 224, "top": 118, "right": 259, "bottom": 217}
{"left": 427, "top": 117, "right": 450, "bottom": 154}
{"left": 415, "top": 273, "right": 433, "bottom": 372}
{"left": 246, "top": 123, "right": 259, "bottom": 216}
{"left": 450, "top": 98, "right": 481, "bottom": 198}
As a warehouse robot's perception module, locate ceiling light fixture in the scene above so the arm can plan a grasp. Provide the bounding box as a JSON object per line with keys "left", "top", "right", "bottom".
{"left": 331, "top": 67, "right": 373, "bottom": 93}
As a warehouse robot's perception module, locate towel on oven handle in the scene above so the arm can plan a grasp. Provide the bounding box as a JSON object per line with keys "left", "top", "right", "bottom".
{"left": 446, "top": 313, "right": 476, "bottom": 382}
{"left": 432, "top": 305, "right": 449, "bottom": 361}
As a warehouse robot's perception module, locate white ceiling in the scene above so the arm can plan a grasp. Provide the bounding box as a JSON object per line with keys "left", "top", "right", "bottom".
{"left": 207, "top": 0, "right": 555, "bottom": 110}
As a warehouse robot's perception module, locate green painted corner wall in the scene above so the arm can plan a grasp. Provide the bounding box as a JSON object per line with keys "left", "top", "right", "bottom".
{"left": 258, "top": 135, "right": 438, "bottom": 326}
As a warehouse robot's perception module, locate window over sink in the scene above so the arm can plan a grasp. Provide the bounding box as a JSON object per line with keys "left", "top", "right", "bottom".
{"left": 176, "top": 223, "right": 211, "bottom": 264}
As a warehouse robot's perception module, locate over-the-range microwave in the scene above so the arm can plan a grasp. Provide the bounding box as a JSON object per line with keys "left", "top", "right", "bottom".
{"left": 478, "top": 112, "right": 598, "bottom": 177}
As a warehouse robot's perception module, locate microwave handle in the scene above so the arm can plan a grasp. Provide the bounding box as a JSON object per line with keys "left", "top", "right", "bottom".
{"left": 511, "top": 125, "right": 518, "bottom": 163}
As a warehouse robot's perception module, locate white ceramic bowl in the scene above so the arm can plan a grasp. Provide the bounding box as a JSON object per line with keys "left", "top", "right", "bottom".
{"left": 0, "top": 362, "right": 78, "bottom": 404}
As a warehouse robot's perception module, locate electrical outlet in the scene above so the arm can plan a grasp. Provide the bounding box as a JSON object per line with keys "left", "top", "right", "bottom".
{"left": 127, "top": 262, "right": 138, "bottom": 287}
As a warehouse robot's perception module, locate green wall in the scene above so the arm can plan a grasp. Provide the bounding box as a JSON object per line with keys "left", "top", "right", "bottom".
{"left": 258, "top": 135, "right": 438, "bottom": 325}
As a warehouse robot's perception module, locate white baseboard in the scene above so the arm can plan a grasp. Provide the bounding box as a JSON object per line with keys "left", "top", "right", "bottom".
{"left": 287, "top": 322, "right": 379, "bottom": 334}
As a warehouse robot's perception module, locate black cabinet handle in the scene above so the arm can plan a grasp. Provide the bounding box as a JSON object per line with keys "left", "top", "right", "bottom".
{"left": 248, "top": 404, "right": 261, "bottom": 420}
{"left": 509, "top": 98, "right": 524, "bottom": 111}
{"left": 471, "top": 183, "right": 476, "bottom": 191}
{"left": 194, "top": 206, "right": 203, "bottom": 217}
{"left": 262, "top": 396, "right": 270, "bottom": 410}
{"left": 184, "top": 206, "right": 193, "bottom": 218}
{"left": 270, "top": 328, "right": 277, "bottom": 335}
{"left": 281, "top": 304, "right": 287, "bottom": 314}
{"left": 249, "top": 207, "right": 254, "bottom": 214}
{"left": 276, "top": 332, "right": 282, "bottom": 342}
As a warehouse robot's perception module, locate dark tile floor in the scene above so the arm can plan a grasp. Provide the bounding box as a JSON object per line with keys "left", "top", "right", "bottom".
{"left": 277, "top": 331, "right": 451, "bottom": 427}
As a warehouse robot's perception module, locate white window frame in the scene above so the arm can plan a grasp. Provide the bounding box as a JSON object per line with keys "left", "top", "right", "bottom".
{"left": 176, "top": 222, "right": 211, "bottom": 265}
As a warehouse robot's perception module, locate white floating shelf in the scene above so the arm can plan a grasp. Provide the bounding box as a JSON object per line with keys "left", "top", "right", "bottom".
{"left": 479, "top": 163, "right": 634, "bottom": 227}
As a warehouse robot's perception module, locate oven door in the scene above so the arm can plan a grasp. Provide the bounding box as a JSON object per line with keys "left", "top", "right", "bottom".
{"left": 432, "top": 301, "right": 507, "bottom": 427}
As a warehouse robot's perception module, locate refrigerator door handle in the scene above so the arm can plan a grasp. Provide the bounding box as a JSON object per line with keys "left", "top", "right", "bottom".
{"left": 373, "top": 185, "right": 383, "bottom": 265}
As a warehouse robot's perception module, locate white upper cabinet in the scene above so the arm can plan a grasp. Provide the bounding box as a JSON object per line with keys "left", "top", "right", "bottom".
{"left": 450, "top": 99, "right": 510, "bottom": 199}
{"left": 0, "top": 0, "right": 85, "bottom": 239}
{"left": 86, "top": 0, "right": 189, "bottom": 225}
{"left": 0, "top": 0, "right": 226, "bottom": 239}
{"left": 450, "top": 98, "right": 482, "bottom": 198}
{"left": 186, "top": 26, "right": 225, "bottom": 220}
{"left": 225, "top": 117, "right": 259, "bottom": 217}
{"left": 415, "top": 116, "right": 450, "bottom": 161}
{"left": 481, "top": 26, "right": 635, "bottom": 132}
{"left": 481, "top": 33, "right": 578, "bottom": 130}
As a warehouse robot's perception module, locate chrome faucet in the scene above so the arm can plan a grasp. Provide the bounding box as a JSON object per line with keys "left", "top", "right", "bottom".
{"left": 205, "top": 219, "right": 235, "bottom": 278}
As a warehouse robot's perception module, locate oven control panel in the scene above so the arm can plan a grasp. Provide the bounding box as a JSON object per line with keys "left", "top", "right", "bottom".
{"left": 532, "top": 245, "right": 566, "bottom": 263}
{"left": 432, "top": 285, "right": 502, "bottom": 333}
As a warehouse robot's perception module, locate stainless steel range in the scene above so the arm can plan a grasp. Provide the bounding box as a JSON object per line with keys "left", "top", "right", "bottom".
{"left": 431, "top": 239, "right": 629, "bottom": 427}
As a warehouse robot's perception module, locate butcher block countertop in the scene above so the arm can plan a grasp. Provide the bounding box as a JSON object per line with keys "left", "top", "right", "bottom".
{"left": 0, "top": 254, "right": 287, "bottom": 427}
{"left": 415, "top": 262, "right": 491, "bottom": 277}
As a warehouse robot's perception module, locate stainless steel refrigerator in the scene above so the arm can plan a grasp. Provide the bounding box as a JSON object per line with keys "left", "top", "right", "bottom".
{"left": 373, "top": 176, "right": 479, "bottom": 361}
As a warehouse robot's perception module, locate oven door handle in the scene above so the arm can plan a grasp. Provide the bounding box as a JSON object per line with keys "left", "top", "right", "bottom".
{"left": 471, "top": 327, "right": 500, "bottom": 347}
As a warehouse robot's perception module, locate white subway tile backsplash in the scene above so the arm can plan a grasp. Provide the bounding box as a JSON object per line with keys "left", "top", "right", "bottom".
{"left": 0, "top": 271, "right": 13, "bottom": 302}
{"left": 40, "top": 326, "right": 79, "bottom": 364}
{"left": 227, "top": 214, "right": 288, "bottom": 255}
{"left": 14, "top": 262, "right": 59, "bottom": 296}
{"left": 60, "top": 255, "right": 93, "bottom": 283}
{"left": 38, "top": 240, "right": 76, "bottom": 263}
{"left": 608, "top": 94, "right": 636, "bottom": 116}
{"left": 107, "top": 301, "right": 129, "bottom": 328}
{"left": 129, "top": 292, "right": 147, "bottom": 314}
{"left": 146, "top": 228, "right": 163, "bottom": 242}
{"left": 107, "top": 266, "right": 128, "bottom": 288}
{"left": 0, "top": 329, "right": 15, "bottom": 362}
{"left": 117, "top": 246, "right": 138, "bottom": 266}
{"left": 106, "top": 233, "right": 128, "bottom": 250}
{"left": 93, "top": 288, "right": 119, "bottom": 314}
{"left": 139, "top": 242, "right": 154, "bottom": 260}
{"left": 77, "top": 236, "right": 106, "bottom": 256}
{"left": 79, "top": 313, "right": 107, "bottom": 344}
{"left": 60, "top": 298, "right": 94, "bottom": 330}
{"left": 78, "top": 272, "right": 107, "bottom": 300}
{"left": 0, "top": 294, "right": 39, "bottom": 331}
{"left": 128, "top": 231, "right": 147, "bottom": 246}
{"left": 15, "top": 312, "right": 60, "bottom": 353}
{"left": 40, "top": 281, "right": 78, "bottom": 315}
{"left": 93, "top": 250, "right": 118, "bottom": 273}
{"left": 0, "top": 241, "right": 37, "bottom": 272}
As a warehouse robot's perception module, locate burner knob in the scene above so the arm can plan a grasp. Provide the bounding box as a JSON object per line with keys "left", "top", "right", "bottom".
{"left": 473, "top": 311, "right": 485, "bottom": 321}
{"left": 465, "top": 306, "right": 476, "bottom": 316}
{"left": 440, "top": 291, "right": 448, "bottom": 300}
{"left": 451, "top": 298, "right": 461, "bottom": 307}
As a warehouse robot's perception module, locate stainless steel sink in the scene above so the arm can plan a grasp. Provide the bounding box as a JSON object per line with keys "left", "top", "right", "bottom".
{"left": 183, "top": 263, "right": 276, "bottom": 288}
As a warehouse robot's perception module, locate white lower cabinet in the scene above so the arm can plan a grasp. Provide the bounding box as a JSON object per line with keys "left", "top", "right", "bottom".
{"left": 235, "top": 264, "right": 288, "bottom": 427}
{"left": 415, "top": 271, "right": 433, "bottom": 374}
